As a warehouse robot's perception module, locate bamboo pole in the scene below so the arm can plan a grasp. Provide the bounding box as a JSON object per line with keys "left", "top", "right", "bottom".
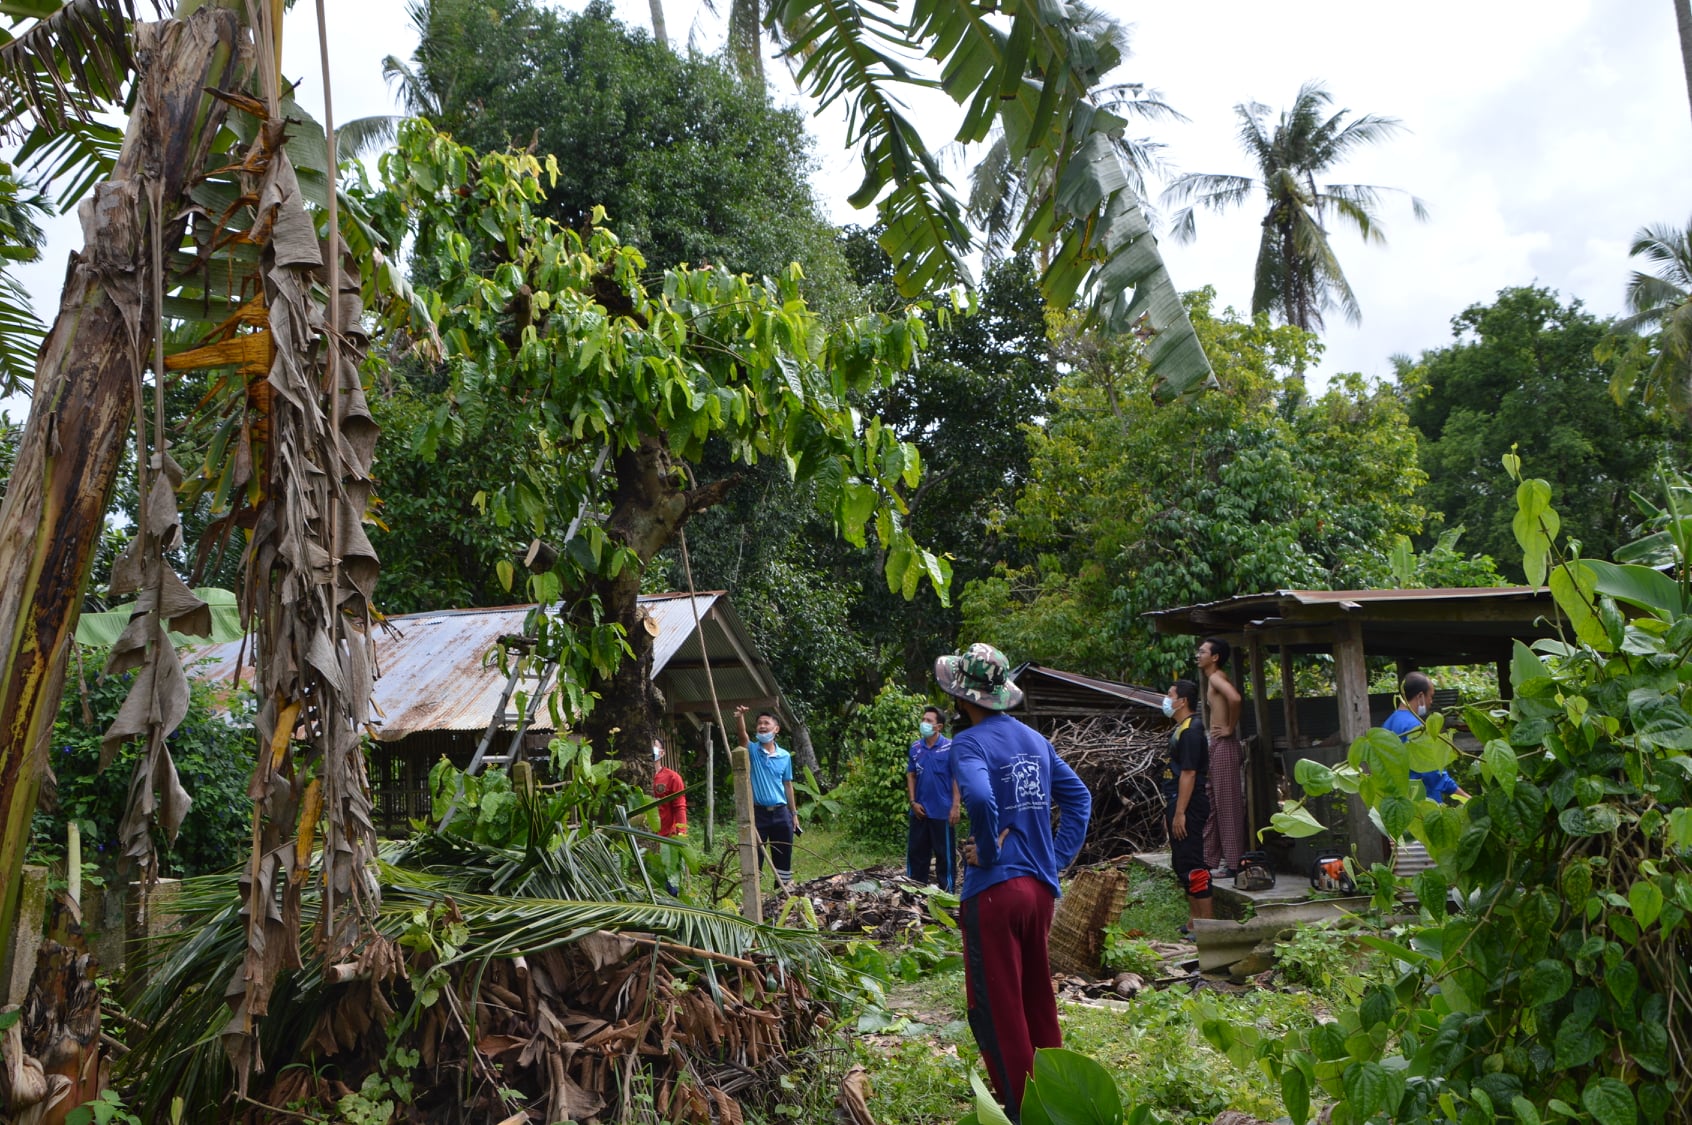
{"left": 704, "top": 722, "right": 715, "bottom": 850}
{"left": 731, "top": 746, "right": 761, "bottom": 923}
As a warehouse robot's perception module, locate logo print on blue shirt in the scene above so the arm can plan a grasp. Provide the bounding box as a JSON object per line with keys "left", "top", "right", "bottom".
{"left": 1008, "top": 757, "right": 1045, "bottom": 809}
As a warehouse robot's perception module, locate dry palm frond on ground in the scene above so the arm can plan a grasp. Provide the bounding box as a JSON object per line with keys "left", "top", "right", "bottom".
{"left": 120, "top": 830, "right": 848, "bottom": 1124}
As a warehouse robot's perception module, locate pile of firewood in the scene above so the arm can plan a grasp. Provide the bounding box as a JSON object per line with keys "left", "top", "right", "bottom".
{"left": 1050, "top": 714, "right": 1171, "bottom": 864}
{"left": 258, "top": 929, "right": 831, "bottom": 1124}
{"left": 780, "top": 867, "right": 949, "bottom": 941}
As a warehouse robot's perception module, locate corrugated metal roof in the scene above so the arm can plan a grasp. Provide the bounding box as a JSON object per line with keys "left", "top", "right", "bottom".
{"left": 1143, "top": 585, "right": 1561, "bottom": 662}
{"left": 184, "top": 592, "right": 781, "bottom": 741}
{"left": 1145, "top": 586, "right": 1546, "bottom": 621}
{"left": 1014, "top": 664, "right": 1166, "bottom": 710}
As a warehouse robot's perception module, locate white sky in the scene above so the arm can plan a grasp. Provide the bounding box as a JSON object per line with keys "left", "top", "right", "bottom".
{"left": 8, "top": 0, "right": 1690, "bottom": 398}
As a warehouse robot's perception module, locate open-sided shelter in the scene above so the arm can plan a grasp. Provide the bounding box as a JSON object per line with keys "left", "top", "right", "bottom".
{"left": 1147, "top": 586, "right": 1559, "bottom": 868}
{"left": 186, "top": 591, "right": 794, "bottom": 830}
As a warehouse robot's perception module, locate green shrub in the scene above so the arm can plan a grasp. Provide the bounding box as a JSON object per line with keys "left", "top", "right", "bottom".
{"left": 1100, "top": 923, "right": 1164, "bottom": 977}
{"left": 1235, "top": 461, "right": 1692, "bottom": 1123}
{"left": 32, "top": 650, "right": 255, "bottom": 878}
{"left": 1273, "top": 920, "right": 1387, "bottom": 1003}
{"left": 834, "top": 683, "right": 930, "bottom": 854}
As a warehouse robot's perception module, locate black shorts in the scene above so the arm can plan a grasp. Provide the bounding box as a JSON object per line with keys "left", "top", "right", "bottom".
{"left": 1165, "top": 799, "right": 1212, "bottom": 898}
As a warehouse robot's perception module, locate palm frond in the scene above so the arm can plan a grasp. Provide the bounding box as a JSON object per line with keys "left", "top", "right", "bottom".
{"left": 0, "top": 269, "right": 43, "bottom": 396}
{"left": 1161, "top": 171, "right": 1255, "bottom": 211}
{"left": 770, "top": 0, "right": 970, "bottom": 297}
{"left": 0, "top": 0, "right": 151, "bottom": 135}
{"left": 1622, "top": 272, "right": 1687, "bottom": 321}
{"left": 13, "top": 114, "right": 119, "bottom": 207}
{"left": 771, "top": 0, "right": 1213, "bottom": 395}
{"left": 337, "top": 112, "right": 400, "bottom": 161}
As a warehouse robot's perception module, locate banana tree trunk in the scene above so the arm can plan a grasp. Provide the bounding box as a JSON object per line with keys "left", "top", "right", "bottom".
{"left": 0, "top": 7, "right": 243, "bottom": 950}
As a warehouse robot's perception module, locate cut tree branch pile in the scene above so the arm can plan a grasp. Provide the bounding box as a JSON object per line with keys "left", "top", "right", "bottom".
{"left": 1050, "top": 714, "right": 1170, "bottom": 864}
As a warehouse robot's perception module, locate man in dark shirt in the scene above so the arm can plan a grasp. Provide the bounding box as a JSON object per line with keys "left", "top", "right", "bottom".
{"left": 1162, "top": 679, "right": 1213, "bottom": 929}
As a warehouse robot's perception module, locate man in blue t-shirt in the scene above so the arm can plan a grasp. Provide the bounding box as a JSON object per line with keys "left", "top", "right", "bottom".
{"left": 735, "top": 704, "right": 798, "bottom": 885}
{"left": 940, "top": 643, "right": 1091, "bottom": 1121}
{"left": 906, "top": 704, "right": 959, "bottom": 889}
{"left": 1383, "top": 672, "right": 1465, "bottom": 803}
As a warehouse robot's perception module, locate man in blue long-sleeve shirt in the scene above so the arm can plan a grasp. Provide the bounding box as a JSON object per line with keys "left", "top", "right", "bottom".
{"left": 938, "top": 643, "right": 1092, "bottom": 1122}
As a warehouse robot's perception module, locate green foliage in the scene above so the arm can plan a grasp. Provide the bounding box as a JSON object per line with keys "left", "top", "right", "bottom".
{"left": 409, "top": 0, "right": 856, "bottom": 317}
{"left": 959, "top": 1048, "right": 1161, "bottom": 1125}
{"left": 429, "top": 736, "right": 642, "bottom": 850}
{"left": 64, "top": 1089, "right": 146, "bottom": 1125}
{"left": 1600, "top": 215, "right": 1692, "bottom": 418}
{"left": 678, "top": 246, "right": 1057, "bottom": 754}
{"left": 1099, "top": 924, "right": 1163, "bottom": 977}
{"left": 963, "top": 292, "right": 1468, "bottom": 684}
{"left": 359, "top": 123, "right": 950, "bottom": 735}
{"left": 1251, "top": 457, "right": 1692, "bottom": 1123}
{"left": 1405, "top": 286, "right": 1692, "bottom": 579}
{"left": 834, "top": 684, "right": 932, "bottom": 852}
{"left": 1116, "top": 869, "right": 1193, "bottom": 943}
{"left": 765, "top": 0, "right": 1214, "bottom": 396}
{"left": 1272, "top": 920, "right": 1390, "bottom": 1004}
{"left": 30, "top": 652, "right": 253, "bottom": 878}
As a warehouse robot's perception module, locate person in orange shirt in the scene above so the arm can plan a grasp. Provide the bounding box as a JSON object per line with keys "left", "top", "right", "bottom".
{"left": 653, "top": 738, "right": 688, "bottom": 838}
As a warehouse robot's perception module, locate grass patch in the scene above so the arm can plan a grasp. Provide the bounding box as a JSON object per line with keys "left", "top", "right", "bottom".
{"left": 1058, "top": 986, "right": 1326, "bottom": 1123}
{"left": 788, "top": 820, "right": 899, "bottom": 883}
{"left": 865, "top": 963, "right": 1324, "bottom": 1124}
{"left": 1117, "top": 865, "right": 1191, "bottom": 941}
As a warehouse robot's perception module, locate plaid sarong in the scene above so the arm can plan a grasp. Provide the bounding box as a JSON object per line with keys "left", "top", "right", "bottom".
{"left": 1203, "top": 734, "right": 1246, "bottom": 871}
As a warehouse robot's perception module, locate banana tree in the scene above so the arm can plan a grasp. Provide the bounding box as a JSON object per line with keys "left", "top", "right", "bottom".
{"left": 0, "top": 0, "right": 416, "bottom": 1106}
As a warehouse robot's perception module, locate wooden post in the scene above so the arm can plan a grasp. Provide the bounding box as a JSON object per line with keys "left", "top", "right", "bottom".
{"left": 1333, "top": 619, "right": 1385, "bottom": 867}
{"left": 704, "top": 722, "right": 716, "bottom": 850}
{"left": 1280, "top": 647, "right": 1300, "bottom": 751}
{"left": 1248, "top": 638, "right": 1274, "bottom": 842}
{"left": 730, "top": 746, "right": 762, "bottom": 923}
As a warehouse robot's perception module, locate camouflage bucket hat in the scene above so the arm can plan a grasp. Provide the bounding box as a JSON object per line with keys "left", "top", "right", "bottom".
{"left": 934, "top": 643, "right": 1023, "bottom": 711}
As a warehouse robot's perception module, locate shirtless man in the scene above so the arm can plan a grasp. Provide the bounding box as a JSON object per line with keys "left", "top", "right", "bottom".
{"left": 1196, "top": 636, "right": 1245, "bottom": 876}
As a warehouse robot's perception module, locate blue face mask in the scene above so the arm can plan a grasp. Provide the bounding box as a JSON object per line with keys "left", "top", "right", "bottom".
{"left": 1161, "top": 696, "right": 1175, "bottom": 719}
{"left": 756, "top": 731, "right": 776, "bottom": 746}
{"left": 918, "top": 721, "right": 935, "bottom": 738}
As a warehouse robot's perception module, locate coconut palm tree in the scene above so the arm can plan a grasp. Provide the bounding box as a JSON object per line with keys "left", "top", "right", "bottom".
{"left": 1603, "top": 216, "right": 1692, "bottom": 414}
{"left": 1163, "top": 80, "right": 1427, "bottom": 333}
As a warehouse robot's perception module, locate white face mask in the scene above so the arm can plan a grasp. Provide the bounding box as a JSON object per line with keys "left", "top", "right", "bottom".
{"left": 652, "top": 744, "right": 664, "bottom": 761}
{"left": 1415, "top": 702, "right": 1429, "bottom": 718}
{"left": 918, "top": 721, "right": 935, "bottom": 738}
{"left": 1161, "top": 696, "right": 1175, "bottom": 719}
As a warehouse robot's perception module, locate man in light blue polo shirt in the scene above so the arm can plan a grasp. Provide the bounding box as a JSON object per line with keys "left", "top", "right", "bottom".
{"left": 735, "top": 704, "right": 798, "bottom": 885}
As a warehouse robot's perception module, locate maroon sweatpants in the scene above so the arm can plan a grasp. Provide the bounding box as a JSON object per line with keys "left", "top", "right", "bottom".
{"left": 961, "top": 875, "right": 1061, "bottom": 1116}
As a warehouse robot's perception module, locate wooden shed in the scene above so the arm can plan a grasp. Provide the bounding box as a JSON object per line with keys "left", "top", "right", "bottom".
{"left": 1146, "top": 586, "right": 1559, "bottom": 867}
{"left": 186, "top": 592, "right": 796, "bottom": 831}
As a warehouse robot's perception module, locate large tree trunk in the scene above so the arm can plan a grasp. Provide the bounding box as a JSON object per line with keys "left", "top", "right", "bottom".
{"left": 580, "top": 434, "right": 735, "bottom": 784}
{"left": 1677, "top": 0, "right": 1692, "bottom": 128}
{"left": 0, "top": 7, "right": 243, "bottom": 948}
